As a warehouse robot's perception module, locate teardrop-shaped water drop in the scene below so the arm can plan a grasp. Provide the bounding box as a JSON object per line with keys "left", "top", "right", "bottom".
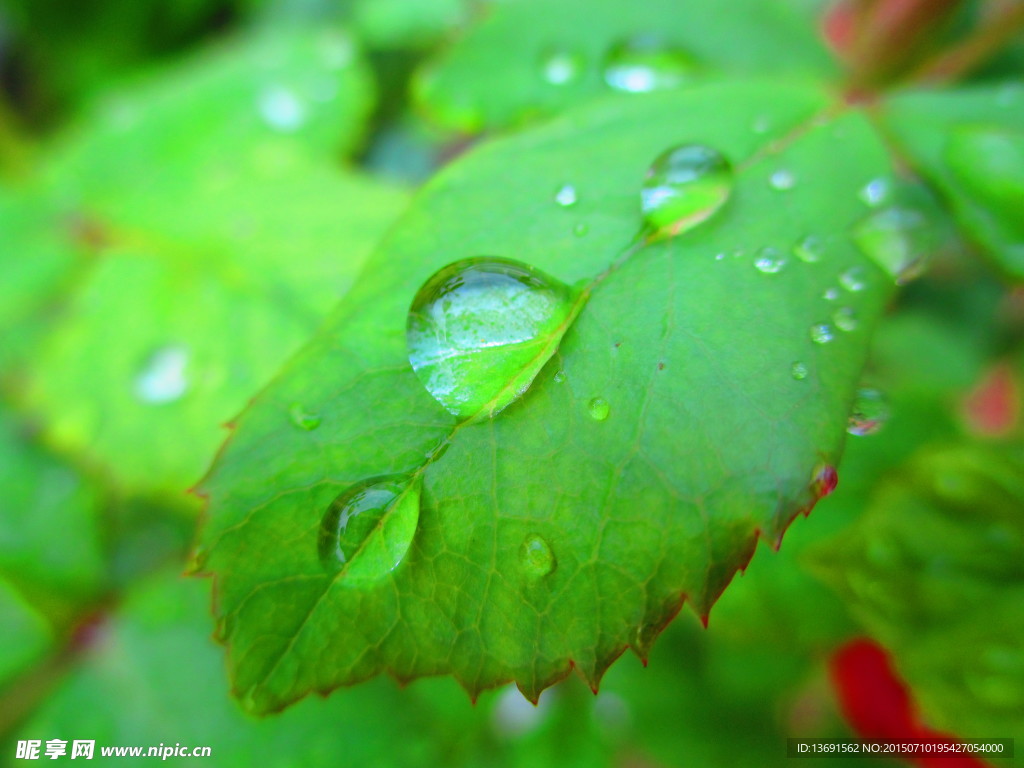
{"left": 289, "top": 402, "right": 321, "bottom": 431}
{"left": 791, "top": 361, "right": 809, "bottom": 380}
{"left": 588, "top": 397, "right": 610, "bottom": 421}
{"left": 603, "top": 35, "right": 697, "bottom": 93}
{"left": 641, "top": 144, "right": 733, "bottom": 238}
{"left": 793, "top": 235, "right": 824, "bottom": 263}
{"left": 407, "top": 258, "right": 576, "bottom": 421}
{"left": 847, "top": 388, "right": 890, "bottom": 436}
{"left": 853, "top": 207, "right": 936, "bottom": 284}
{"left": 554, "top": 184, "right": 578, "bottom": 207}
{"left": 810, "top": 323, "right": 834, "bottom": 344}
{"left": 519, "top": 533, "right": 556, "bottom": 578}
{"left": 318, "top": 476, "right": 420, "bottom": 583}
{"left": 754, "top": 246, "right": 787, "bottom": 274}
{"left": 539, "top": 47, "right": 585, "bottom": 86}
{"left": 134, "top": 345, "right": 189, "bottom": 404}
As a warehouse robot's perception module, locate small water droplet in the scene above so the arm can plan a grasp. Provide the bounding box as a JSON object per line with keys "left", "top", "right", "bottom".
{"left": 754, "top": 246, "right": 787, "bottom": 274}
{"left": 540, "top": 48, "right": 585, "bottom": 86}
{"left": 258, "top": 85, "right": 306, "bottom": 132}
{"left": 838, "top": 266, "right": 867, "bottom": 292}
{"left": 519, "top": 533, "right": 556, "bottom": 578}
{"left": 810, "top": 463, "right": 838, "bottom": 498}
{"left": 641, "top": 144, "right": 733, "bottom": 237}
{"left": 847, "top": 388, "right": 890, "bottom": 436}
{"left": 588, "top": 397, "right": 610, "bottom": 421}
{"left": 289, "top": 403, "right": 321, "bottom": 431}
{"left": 793, "top": 235, "right": 824, "bottom": 263}
{"left": 859, "top": 177, "right": 891, "bottom": 207}
{"left": 823, "top": 287, "right": 839, "bottom": 301}
{"left": 714, "top": 251, "right": 726, "bottom": 261}
{"left": 832, "top": 306, "right": 858, "bottom": 332}
{"left": 573, "top": 222, "right": 589, "bottom": 237}
{"left": 769, "top": 169, "right": 796, "bottom": 191}
{"left": 407, "top": 258, "right": 575, "bottom": 421}
{"left": 553, "top": 370, "right": 565, "bottom": 384}
{"left": 134, "top": 345, "right": 189, "bottom": 404}
{"left": 318, "top": 476, "right": 420, "bottom": 582}
{"left": 603, "top": 35, "right": 697, "bottom": 93}
{"left": 791, "top": 361, "right": 809, "bottom": 380}
{"left": 555, "top": 184, "right": 578, "bottom": 207}
{"left": 853, "top": 207, "right": 935, "bottom": 284}
{"left": 810, "top": 323, "right": 834, "bottom": 344}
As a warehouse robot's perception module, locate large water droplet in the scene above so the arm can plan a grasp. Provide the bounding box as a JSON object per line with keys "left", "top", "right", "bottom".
{"left": 754, "top": 246, "right": 787, "bottom": 274}
{"left": 540, "top": 48, "right": 585, "bottom": 86}
{"left": 641, "top": 144, "right": 733, "bottom": 238}
{"left": 318, "top": 476, "right": 420, "bottom": 583}
{"left": 407, "top": 258, "right": 575, "bottom": 421}
{"left": 793, "top": 235, "right": 824, "bottom": 263}
{"left": 289, "top": 403, "right": 321, "bottom": 431}
{"left": 519, "top": 533, "right": 556, "bottom": 578}
{"left": 554, "top": 184, "right": 578, "bottom": 207}
{"left": 588, "top": 397, "right": 610, "bottom": 421}
{"left": 134, "top": 345, "right": 189, "bottom": 404}
{"left": 258, "top": 85, "right": 306, "bottom": 132}
{"left": 853, "top": 207, "right": 936, "bottom": 284}
{"left": 810, "top": 323, "right": 834, "bottom": 344}
{"left": 847, "top": 388, "right": 890, "bottom": 436}
{"left": 603, "top": 35, "right": 697, "bottom": 93}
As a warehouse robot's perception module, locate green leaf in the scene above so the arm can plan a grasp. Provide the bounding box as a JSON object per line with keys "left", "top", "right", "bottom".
{"left": 414, "top": 0, "right": 836, "bottom": 131}
{"left": 880, "top": 82, "right": 1024, "bottom": 280}
{"left": 0, "top": 404, "right": 108, "bottom": 624}
{"left": 0, "top": 576, "right": 52, "bottom": 689}
{"left": 196, "top": 79, "right": 903, "bottom": 712}
{"left": 21, "top": 28, "right": 410, "bottom": 498}
{"left": 351, "top": 0, "right": 469, "bottom": 50}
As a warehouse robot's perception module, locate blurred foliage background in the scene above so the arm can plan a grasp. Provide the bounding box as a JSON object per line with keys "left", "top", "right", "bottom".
{"left": 0, "top": 0, "right": 1021, "bottom": 765}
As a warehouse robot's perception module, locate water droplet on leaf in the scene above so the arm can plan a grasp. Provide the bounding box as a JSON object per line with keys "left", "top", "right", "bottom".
{"left": 823, "top": 288, "right": 839, "bottom": 301}
{"left": 553, "top": 370, "right": 565, "bottom": 384}
{"left": 754, "top": 246, "right": 787, "bottom": 274}
{"left": 858, "top": 177, "right": 891, "bottom": 207}
{"left": 407, "top": 258, "right": 575, "bottom": 421}
{"left": 318, "top": 476, "right": 420, "bottom": 583}
{"left": 641, "top": 144, "right": 733, "bottom": 238}
{"left": 838, "top": 266, "right": 867, "bottom": 292}
{"left": 847, "top": 388, "right": 890, "bottom": 436}
{"left": 258, "top": 85, "right": 306, "bottom": 132}
{"left": 810, "top": 323, "right": 834, "bottom": 344}
{"left": 588, "top": 397, "right": 610, "bottom": 421}
{"left": 769, "top": 169, "right": 796, "bottom": 191}
{"left": 289, "top": 403, "right": 321, "bottom": 431}
{"left": 134, "top": 345, "right": 189, "bottom": 404}
{"left": 793, "top": 235, "right": 824, "bottom": 263}
{"left": 832, "top": 306, "right": 858, "bottom": 332}
{"left": 540, "top": 48, "right": 585, "bottom": 86}
{"left": 853, "top": 207, "right": 936, "bottom": 284}
{"left": 519, "top": 533, "right": 556, "bottom": 578}
{"left": 810, "top": 463, "right": 838, "bottom": 498}
{"left": 791, "top": 361, "right": 809, "bottom": 380}
{"left": 603, "top": 35, "right": 697, "bottom": 93}
{"left": 573, "top": 222, "right": 588, "bottom": 237}
{"left": 555, "top": 184, "right": 578, "bottom": 207}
